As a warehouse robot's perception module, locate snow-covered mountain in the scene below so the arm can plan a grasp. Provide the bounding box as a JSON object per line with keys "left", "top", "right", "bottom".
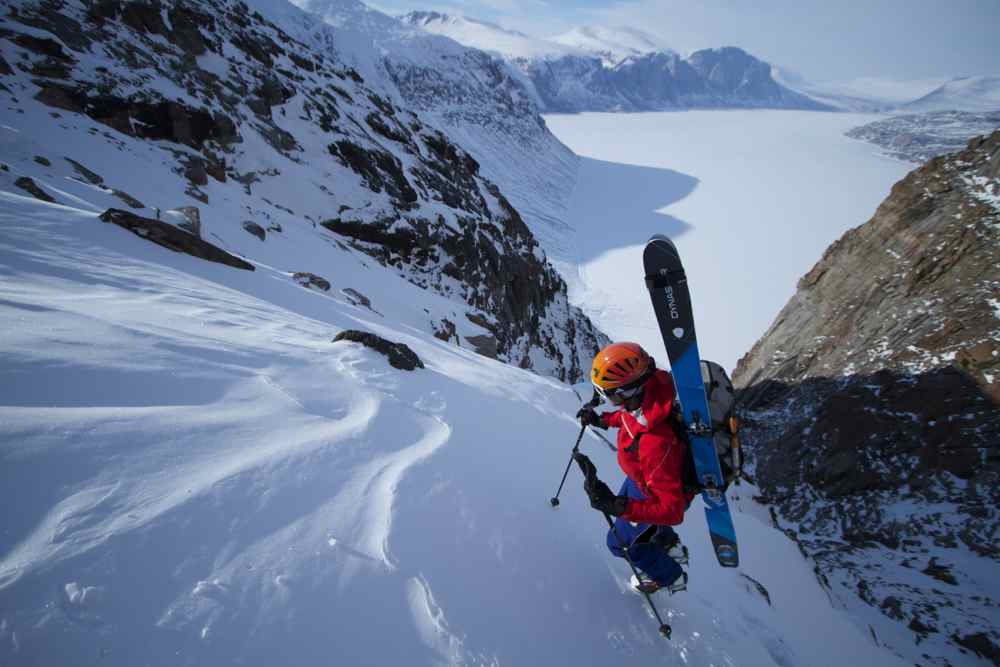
{"left": 400, "top": 10, "right": 574, "bottom": 61}
{"left": 550, "top": 25, "right": 673, "bottom": 68}
{"left": 773, "top": 71, "right": 1000, "bottom": 114}
{"left": 0, "top": 0, "right": 603, "bottom": 381}
{"left": 771, "top": 70, "right": 947, "bottom": 112}
{"left": 0, "top": 2, "right": 936, "bottom": 660}
{"left": 399, "top": 12, "right": 830, "bottom": 112}
{"left": 290, "top": 0, "right": 581, "bottom": 262}
{"left": 735, "top": 132, "right": 1000, "bottom": 666}
{"left": 902, "top": 75, "right": 1000, "bottom": 113}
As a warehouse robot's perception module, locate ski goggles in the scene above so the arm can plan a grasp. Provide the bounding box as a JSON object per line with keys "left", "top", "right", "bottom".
{"left": 595, "top": 381, "right": 645, "bottom": 406}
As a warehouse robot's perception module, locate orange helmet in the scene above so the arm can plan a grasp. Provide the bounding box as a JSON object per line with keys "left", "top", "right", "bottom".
{"left": 591, "top": 342, "right": 654, "bottom": 392}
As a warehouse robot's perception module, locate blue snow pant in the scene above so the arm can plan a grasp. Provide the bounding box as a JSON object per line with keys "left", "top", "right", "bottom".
{"left": 606, "top": 478, "right": 684, "bottom": 586}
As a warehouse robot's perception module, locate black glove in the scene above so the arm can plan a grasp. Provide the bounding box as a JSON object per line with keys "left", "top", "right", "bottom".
{"left": 574, "top": 452, "right": 629, "bottom": 517}
{"left": 576, "top": 406, "right": 606, "bottom": 429}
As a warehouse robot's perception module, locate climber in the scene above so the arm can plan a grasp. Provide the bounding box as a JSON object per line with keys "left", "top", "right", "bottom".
{"left": 574, "top": 342, "right": 691, "bottom": 594}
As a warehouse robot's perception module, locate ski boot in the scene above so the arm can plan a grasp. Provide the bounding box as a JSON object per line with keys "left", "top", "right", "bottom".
{"left": 630, "top": 571, "right": 688, "bottom": 595}
{"left": 667, "top": 542, "right": 689, "bottom": 565}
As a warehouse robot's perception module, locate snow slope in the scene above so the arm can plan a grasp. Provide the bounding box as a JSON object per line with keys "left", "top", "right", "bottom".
{"left": 544, "top": 111, "right": 914, "bottom": 375}
{"left": 0, "top": 179, "right": 910, "bottom": 667}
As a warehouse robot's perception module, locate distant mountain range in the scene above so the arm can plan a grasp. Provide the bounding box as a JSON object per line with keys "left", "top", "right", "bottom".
{"left": 775, "top": 70, "right": 1000, "bottom": 113}
{"left": 403, "top": 11, "right": 1000, "bottom": 116}
{"left": 400, "top": 12, "right": 829, "bottom": 112}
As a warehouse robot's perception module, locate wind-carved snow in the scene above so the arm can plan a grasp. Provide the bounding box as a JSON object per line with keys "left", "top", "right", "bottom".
{"left": 406, "top": 575, "right": 471, "bottom": 666}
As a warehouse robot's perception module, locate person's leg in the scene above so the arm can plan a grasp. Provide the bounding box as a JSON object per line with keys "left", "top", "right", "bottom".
{"left": 605, "top": 481, "right": 684, "bottom": 586}
{"left": 627, "top": 541, "right": 683, "bottom": 586}
{"left": 606, "top": 479, "right": 648, "bottom": 557}
{"left": 651, "top": 526, "right": 679, "bottom": 549}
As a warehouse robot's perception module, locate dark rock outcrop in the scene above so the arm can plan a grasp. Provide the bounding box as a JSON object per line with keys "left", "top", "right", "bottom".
{"left": 34, "top": 84, "right": 240, "bottom": 151}
{"left": 341, "top": 288, "right": 373, "bottom": 310}
{"left": 111, "top": 189, "right": 144, "bottom": 209}
{"left": 99, "top": 208, "right": 254, "bottom": 271}
{"left": 735, "top": 133, "right": 1000, "bottom": 666}
{"left": 14, "top": 177, "right": 55, "bottom": 202}
{"left": 65, "top": 158, "right": 104, "bottom": 185}
{"left": 241, "top": 221, "right": 266, "bottom": 241}
{"left": 332, "top": 330, "right": 424, "bottom": 371}
{"left": 293, "top": 272, "right": 330, "bottom": 291}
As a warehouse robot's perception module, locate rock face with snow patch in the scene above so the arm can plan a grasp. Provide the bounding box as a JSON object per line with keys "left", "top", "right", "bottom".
{"left": 1, "top": 0, "right": 605, "bottom": 381}
{"left": 734, "top": 133, "right": 1000, "bottom": 666}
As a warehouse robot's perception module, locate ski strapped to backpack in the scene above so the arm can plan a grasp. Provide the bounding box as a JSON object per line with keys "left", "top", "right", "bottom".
{"left": 644, "top": 234, "right": 739, "bottom": 568}
{"left": 675, "top": 360, "right": 744, "bottom": 495}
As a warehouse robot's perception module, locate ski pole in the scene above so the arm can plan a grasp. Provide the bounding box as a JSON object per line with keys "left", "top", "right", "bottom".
{"left": 550, "top": 392, "right": 601, "bottom": 507}
{"left": 603, "top": 512, "right": 672, "bottom": 639}
{"left": 550, "top": 423, "right": 587, "bottom": 507}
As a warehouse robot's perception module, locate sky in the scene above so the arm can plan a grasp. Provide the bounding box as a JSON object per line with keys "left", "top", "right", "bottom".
{"left": 369, "top": 0, "right": 1000, "bottom": 82}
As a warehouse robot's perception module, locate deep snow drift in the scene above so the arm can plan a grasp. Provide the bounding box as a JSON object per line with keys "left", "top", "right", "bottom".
{"left": 0, "top": 185, "right": 908, "bottom": 666}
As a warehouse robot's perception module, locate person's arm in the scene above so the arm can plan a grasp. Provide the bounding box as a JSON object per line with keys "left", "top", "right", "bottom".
{"left": 620, "top": 435, "right": 686, "bottom": 525}
{"left": 602, "top": 410, "right": 622, "bottom": 429}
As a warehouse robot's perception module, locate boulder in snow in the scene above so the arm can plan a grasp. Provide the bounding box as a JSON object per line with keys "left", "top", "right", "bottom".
{"left": 293, "top": 272, "right": 331, "bottom": 291}
{"left": 332, "top": 330, "right": 424, "bottom": 371}
{"left": 242, "top": 221, "right": 266, "bottom": 241}
{"left": 14, "top": 177, "right": 55, "bottom": 203}
{"left": 99, "top": 208, "right": 254, "bottom": 271}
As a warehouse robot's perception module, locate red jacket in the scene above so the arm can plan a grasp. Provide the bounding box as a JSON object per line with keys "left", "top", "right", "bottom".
{"left": 600, "top": 369, "right": 688, "bottom": 526}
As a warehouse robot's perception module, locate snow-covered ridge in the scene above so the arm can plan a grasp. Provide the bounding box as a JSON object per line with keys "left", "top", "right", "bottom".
{"left": 399, "top": 10, "right": 576, "bottom": 61}
{"left": 903, "top": 76, "right": 1000, "bottom": 113}
{"left": 399, "top": 12, "right": 829, "bottom": 112}
{"left": 773, "top": 70, "right": 1000, "bottom": 114}
{"left": 287, "top": 0, "right": 583, "bottom": 263}
{"left": 549, "top": 25, "right": 674, "bottom": 68}
{"left": 0, "top": 0, "right": 604, "bottom": 381}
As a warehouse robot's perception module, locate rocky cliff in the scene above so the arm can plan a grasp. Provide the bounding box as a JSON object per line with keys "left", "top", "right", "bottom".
{"left": 734, "top": 133, "right": 1000, "bottom": 666}
{"left": 0, "top": 0, "right": 606, "bottom": 381}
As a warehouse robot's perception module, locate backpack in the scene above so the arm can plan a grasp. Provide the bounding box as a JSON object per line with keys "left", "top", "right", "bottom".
{"left": 675, "top": 360, "right": 742, "bottom": 495}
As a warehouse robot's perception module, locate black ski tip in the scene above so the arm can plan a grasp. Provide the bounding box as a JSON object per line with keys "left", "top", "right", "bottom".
{"left": 643, "top": 235, "right": 680, "bottom": 266}
{"left": 659, "top": 624, "right": 672, "bottom": 639}
{"left": 549, "top": 497, "right": 560, "bottom": 507}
